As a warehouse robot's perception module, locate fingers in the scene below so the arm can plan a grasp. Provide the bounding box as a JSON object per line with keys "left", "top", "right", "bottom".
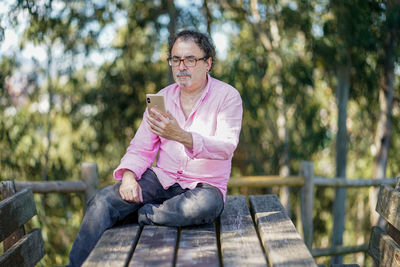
{"left": 119, "top": 184, "right": 143, "bottom": 203}
{"left": 166, "top": 111, "right": 174, "bottom": 120}
{"left": 138, "top": 186, "right": 143, "bottom": 202}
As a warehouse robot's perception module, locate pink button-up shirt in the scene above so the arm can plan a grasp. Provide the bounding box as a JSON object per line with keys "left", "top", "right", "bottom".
{"left": 113, "top": 75, "right": 243, "bottom": 200}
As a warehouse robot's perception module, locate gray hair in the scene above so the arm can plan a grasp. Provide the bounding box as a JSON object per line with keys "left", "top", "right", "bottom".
{"left": 168, "top": 30, "right": 216, "bottom": 71}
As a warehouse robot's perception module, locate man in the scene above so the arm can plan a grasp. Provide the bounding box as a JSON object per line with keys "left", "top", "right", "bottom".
{"left": 67, "top": 29, "right": 242, "bottom": 266}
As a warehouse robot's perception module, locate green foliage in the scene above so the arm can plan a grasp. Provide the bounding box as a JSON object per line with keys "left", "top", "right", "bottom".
{"left": 0, "top": 0, "right": 399, "bottom": 265}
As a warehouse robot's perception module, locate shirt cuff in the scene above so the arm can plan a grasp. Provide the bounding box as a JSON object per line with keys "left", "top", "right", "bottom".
{"left": 113, "top": 166, "right": 145, "bottom": 181}
{"left": 185, "top": 132, "right": 203, "bottom": 159}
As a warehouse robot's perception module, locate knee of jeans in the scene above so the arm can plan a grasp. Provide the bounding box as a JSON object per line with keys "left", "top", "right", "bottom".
{"left": 87, "top": 184, "right": 118, "bottom": 209}
{"left": 182, "top": 188, "right": 223, "bottom": 220}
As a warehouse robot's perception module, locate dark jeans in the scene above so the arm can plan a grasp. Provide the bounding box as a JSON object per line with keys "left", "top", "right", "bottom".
{"left": 67, "top": 169, "right": 224, "bottom": 267}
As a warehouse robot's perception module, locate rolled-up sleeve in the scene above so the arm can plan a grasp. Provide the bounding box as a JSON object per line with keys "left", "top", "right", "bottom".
{"left": 185, "top": 90, "right": 242, "bottom": 160}
{"left": 113, "top": 110, "right": 160, "bottom": 180}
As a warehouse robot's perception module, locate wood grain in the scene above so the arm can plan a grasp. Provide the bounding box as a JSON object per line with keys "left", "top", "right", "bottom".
{"left": 176, "top": 223, "right": 219, "bottom": 267}
{"left": 82, "top": 224, "right": 141, "bottom": 267}
{"left": 128, "top": 225, "right": 177, "bottom": 267}
{"left": 249, "top": 195, "right": 317, "bottom": 267}
{"left": 1, "top": 180, "right": 26, "bottom": 252}
{"left": 0, "top": 228, "right": 45, "bottom": 267}
{"left": 0, "top": 188, "right": 36, "bottom": 242}
{"left": 220, "top": 195, "right": 267, "bottom": 266}
{"left": 376, "top": 185, "right": 400, "bottom": 230}
{"left": 368, "top": 226, "right": 400, "bottom": 266}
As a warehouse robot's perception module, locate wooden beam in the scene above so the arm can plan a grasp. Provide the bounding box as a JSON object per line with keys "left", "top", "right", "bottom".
{"left": 249, "top": 195, "right": 317, "bottom": 267}
{"left": 313, "top": 177, "right": 397, "bottom": 187}
{"left": 0, "top": 229, "right": 45, "bottom": 267}
{"left": 83, "top": 224, "right": 141, "bottom": 267}
{"left": 128, "top": 226, "right": 177, "bottom": 266}
{"left": 219, "top": 195, "right": 267, "bottom": 266}
{"left": 0, "top": 188, "right": 36, "bottom": 242}
{"left": 176, "top": 223, "right": 219, "bottom": 266}
{"left": 82, "top": 162, "right": 98, "bottom": 202}
{"left": 300, "top": 161, "right": 314, "bottom": 249}
{"left": 376, "top": 185, "right": 400, "bottom": 230}
{"left": 0, "top": 181, "right": 88, "bottom": 194}
{"left": 1, "top": 180, "right": 25, "bottom": 252}
{"left": 368, "top": 226, "right": 400, "bottom": 266}
{"left": 228, "top": 176, "right": 304, "bottom": 188}
{"left": 312, "top": 244, "right": 369, "bottom": 257}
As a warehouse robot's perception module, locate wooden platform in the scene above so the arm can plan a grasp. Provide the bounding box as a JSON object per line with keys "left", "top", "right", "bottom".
{"left": 83, "top": 194, "right": 317, "bottom": 267}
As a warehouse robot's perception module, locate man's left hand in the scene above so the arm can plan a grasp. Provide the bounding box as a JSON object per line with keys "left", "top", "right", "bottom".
{"left": 147, "top": 108, "right": 193, "bottom": 148}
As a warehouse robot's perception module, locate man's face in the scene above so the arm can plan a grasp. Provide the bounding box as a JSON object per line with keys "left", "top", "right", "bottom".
{"left": 170, "top": 38, "right": 212, "bottom": 93}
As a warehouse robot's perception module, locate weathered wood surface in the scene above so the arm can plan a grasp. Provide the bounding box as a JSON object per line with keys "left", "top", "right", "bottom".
{"left": 367, "top": 182, "right": 400, "bottom": 266}
{"left": 313, "top": 177, "right": 398, "bottom": 187}
{"left": 376, "top": 185, "right": 400, "bottom": 230}
{"left": 83, "top": 194, "right": 315, "bottom": 267}
{"left": 128, "top": 226, "right": 177, "bottom": 266}
{"left": 0, "top": 228, "right": 45, "bottom": 267}
{"left": 228, "top": 176, "right": 305, "bottom": 188}
{"left": 368, "top": 226, "right": 400, "bottom": 266}
{"left": 82, "top": 162, "right": 98, "bottom": 202}
{"left": 176, "top": 223, "right": 219, "bottom": 267}
{"left": 312, "top": 244, "right": 368, "bottom": 257}
{"left": 0, "top": 188, "right": 36, "bottom": 242}
{"left": 300, "top": 162, "right": 314, "bottom": 249}
{"left": 250, "top": 195, "right": 317, "bottom": 267}
{"left": 83, "top": 224, "right": 141, "bottom": 267}
{"left": 1, "top": 180, "right": 26, "bottom": 252}
{"left": 220, "top": 195, "right": 267, "bottom": 266}
{"left": 14, "top": 180, "right": 87, "bottom": 193}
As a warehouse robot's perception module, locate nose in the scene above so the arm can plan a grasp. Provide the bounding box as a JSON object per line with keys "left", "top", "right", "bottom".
{"left": 178, "top": 60, "right": 187, "bottom": 70}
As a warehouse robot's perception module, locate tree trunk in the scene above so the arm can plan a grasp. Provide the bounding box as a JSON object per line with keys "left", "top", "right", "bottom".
{"left": 167, "top": 0, "right": 177, "bottom": 84}
{"left": 250, "top": 0, "right": 291, "bottom": 214}
{"left": 203, "top": 0, "right": 212, "bottom": 37}
{"left": 331, "top": 53, "right": 350, "bottom": 265}
{"left": 369, "top": 0, "right": 398, "bottom": 227}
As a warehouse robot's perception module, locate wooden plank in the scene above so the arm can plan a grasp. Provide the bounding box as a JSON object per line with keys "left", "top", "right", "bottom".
{"left": 388, "top": 223, "right": 400, "bottom": 245}
{"left": 0, "top": 228, "right": 45, "bottom": 267}
{"left": 312, "top": 244, "right": 368, "bottom": 257}
{"left": 300, "top": 162, "right": 314, "bottom": 249}
{"left": 220, "top": 195, "right": 267, "bottom": 266}
{"left": 14, "top": 180, "right": 87, "bottom": 193}
{"left": 228, "top": 176, "right": 304, "bottom": 188}
{"left": 313, "top": 177, "right": 398, "bottom": 187}
{"left": 369, "top": 226, "right": 384, "bottom": 264}
{"left": 176, "top": 223, "right": 219, "bottom": 267}
{"left": 82, "top": 224, "right": 141, "bottom": 267}
{"left": 0, "top": 188, "right": 36, "bottom": 242}
{"left": 368, "top": 226, "right": 400, "bottom": 266}
{"left": 1, "top": 180, "right": 25, "bottom": 252}
{"left": 128, "top": 225, "right": 177, "bottom": 266}
{"left": 376, "top": 185, "right": 400, "bottom": 230}
{"left": 249, "top": 195, "right": 317, "bottom": 267}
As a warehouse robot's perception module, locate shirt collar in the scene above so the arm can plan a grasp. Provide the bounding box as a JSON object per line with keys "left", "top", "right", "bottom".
{"left": 172, "top": 74, "right": 212, "bottom": 106}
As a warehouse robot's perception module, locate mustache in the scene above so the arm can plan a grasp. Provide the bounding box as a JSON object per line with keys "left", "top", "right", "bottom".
{"left": 176, "top": 71, "right": 191, "bottom": 77}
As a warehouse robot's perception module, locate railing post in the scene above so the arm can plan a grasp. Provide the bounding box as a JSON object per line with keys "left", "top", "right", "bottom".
{"left": 82, "top": 162, "right": 98, "bottom": 207}
{"left": 300, "top": 161, "right": 314, "bottom": 249}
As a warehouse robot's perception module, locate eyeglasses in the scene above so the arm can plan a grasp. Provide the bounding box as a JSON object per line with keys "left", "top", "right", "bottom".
{"left": 168, "top": 56, "right": 208, "bottom": 67}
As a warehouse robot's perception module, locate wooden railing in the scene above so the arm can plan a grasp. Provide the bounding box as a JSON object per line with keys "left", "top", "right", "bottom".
{"left": 228, "top": 161, "right": 399, "bottom": 258}
{"left": 0, "top": 162, "right": 98, "bottom": 204}
{"left": 1, "top": 161, "right": 398, "bottom": 259}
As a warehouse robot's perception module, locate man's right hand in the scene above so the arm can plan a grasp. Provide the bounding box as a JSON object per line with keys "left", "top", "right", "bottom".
{"left": 119, "top": 170, "right": 143, "bottom": 203}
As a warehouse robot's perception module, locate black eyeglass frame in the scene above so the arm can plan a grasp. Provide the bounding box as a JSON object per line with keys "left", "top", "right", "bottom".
{"left": 167, "top": 56, "right": 208, "bottom": 67}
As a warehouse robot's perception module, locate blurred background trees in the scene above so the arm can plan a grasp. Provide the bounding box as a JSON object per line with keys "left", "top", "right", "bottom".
{"left": 0, "top": 0, "right": 399, "bottom": 266}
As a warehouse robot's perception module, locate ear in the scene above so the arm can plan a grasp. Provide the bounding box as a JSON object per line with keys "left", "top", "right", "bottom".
{"left": 205, "top": 57, "right": 212, "bottom": 71}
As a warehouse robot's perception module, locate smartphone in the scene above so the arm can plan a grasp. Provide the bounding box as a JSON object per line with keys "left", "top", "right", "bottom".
{"left": 146, "top": 94, "right": 166, "bottom": 114}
